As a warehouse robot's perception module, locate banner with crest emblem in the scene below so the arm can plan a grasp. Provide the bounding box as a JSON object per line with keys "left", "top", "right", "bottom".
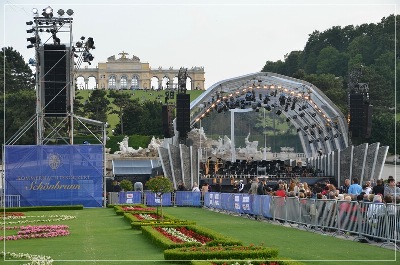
{"left": 5, "top": 145, "right": 103, "bottom": 207}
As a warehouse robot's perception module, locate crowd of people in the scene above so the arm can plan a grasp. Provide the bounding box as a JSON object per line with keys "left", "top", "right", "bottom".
{"left": 233, "top": 175, "right": 400, "bottom": 204}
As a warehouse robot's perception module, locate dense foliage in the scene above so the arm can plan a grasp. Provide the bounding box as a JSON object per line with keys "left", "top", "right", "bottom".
{"left": 0, "top": 47, "right": 36, "bottom": 146}
{"left": 261, "top": 14, "right": 399, "bottom": 152}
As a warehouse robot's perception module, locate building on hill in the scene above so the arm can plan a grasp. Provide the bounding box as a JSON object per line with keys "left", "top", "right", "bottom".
{"left": 75, "top": 51, "right": 205, "bottom": 90}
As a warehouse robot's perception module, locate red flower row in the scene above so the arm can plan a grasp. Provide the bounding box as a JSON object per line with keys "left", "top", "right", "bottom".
{"left": 0, "top": 212, "right": 25, "bottom": 217}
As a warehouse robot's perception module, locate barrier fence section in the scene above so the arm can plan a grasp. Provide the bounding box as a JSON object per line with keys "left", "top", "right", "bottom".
{"left": 0, "top": 195, "right": 21, "bottom": 207}
{"left": 205, "top": 194, "right": 399, "bottom": 246}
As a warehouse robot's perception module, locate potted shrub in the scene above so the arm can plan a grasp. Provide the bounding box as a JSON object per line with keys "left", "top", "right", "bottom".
{"left": 146, "top": 176, "right": 174, "bottom": 222}
{"left": 120, "top": 179, "right": 133, "bottom": 191}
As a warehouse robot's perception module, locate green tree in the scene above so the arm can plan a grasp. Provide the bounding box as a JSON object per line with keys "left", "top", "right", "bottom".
{"left": 0, "top": 47, "right": 36, "bottom": 149}
{"left": 0, "top": 90, "right": 36, "bottom": 145}
{"left": 108, "top": 90, "right": 131, "bottom": 135}
{"left": 0, "top": 47, "right": 34, "bottom": 92}
{"left": 118, "top": 99, "right": 145, "bottom": 135}
{"left": 83, "top": 90, "right": 111, "bottom": 122}
{"left": 145, "top": 176, "right": 174, "bottom": 221}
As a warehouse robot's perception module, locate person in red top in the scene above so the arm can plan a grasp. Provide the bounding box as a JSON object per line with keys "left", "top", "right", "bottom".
{"left": 275, "top": 184, "right": 286, "bottom": 197}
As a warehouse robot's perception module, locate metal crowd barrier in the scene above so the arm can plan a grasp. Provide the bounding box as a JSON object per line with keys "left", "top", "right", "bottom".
{"left": 0, "top": 195, "right": 21, "bottom": 207}
{"left": 204, "top": 193, "right": 399, "bottom": 247}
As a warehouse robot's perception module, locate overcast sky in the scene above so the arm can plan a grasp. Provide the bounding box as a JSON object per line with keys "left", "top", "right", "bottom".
{"left": 1, "top": 0, "right": 397, "bottom": 88}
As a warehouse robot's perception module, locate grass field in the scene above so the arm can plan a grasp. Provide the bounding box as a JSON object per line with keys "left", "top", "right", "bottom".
{"left": 3, "top": 207, "right": 397, "bottom": 264}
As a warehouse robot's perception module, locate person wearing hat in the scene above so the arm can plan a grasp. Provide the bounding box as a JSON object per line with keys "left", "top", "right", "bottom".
{"left": 384, "top": 176, "right": 400, "bottom": 200}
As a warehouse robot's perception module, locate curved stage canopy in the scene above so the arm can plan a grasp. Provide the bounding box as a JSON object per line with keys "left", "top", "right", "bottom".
{"left": 189, "top": 72, "right": 348, "bottom": 158}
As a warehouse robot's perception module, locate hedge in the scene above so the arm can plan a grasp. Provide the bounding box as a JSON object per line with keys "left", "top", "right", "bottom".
{"left": 3, "top": 205, "right": 84, "bottom": 212}
{"left": 164, "top": 245, "right": 279, "bottom": 261}
{"left": 190, "top": 258, "right": 305, "bottom": 265}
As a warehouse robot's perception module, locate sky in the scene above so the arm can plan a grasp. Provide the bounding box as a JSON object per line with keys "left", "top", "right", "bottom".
{"left": 1, "top": 0, "right": 398, "bottom": 88}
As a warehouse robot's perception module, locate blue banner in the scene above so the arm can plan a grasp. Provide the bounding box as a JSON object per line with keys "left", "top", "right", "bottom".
{"left": 175, "top": 191, "right": 201, "bottom": 206}
{"left": 5, "top": 145, "right": 103, "bottom": 207}
{"left": 145, "top": 192, "right": 172, "bottom": 206}
{"left": 119, "top": 191, "right": 142, "bottom": 204}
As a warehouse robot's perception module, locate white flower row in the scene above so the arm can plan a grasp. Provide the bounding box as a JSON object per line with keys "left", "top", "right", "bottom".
{"left": 138, "top": 214, "right": 156, "bottom": 220}
{"left": 0, "top": 251, "right": 53, "bottom": 265}
{"left": 4, "top": 215, "right": 76, "bottom": 225}
{"left": 161, "top": 227, "right": 200, "bottom": 244}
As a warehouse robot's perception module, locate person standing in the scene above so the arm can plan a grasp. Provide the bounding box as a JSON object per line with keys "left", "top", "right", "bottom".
{"left": 339, "top": 178, "right": 350, "bottom": 194}
{"left": 384, "top": 176, "right": 400, "bottom": 200}
{"left": 348, "top": 177, "right": 362, "bottom": 195}
{"left": 249, "top": 177, "right": 259, "bottom": 195}
{"left": 371, "top": 179, "right": 384, "bottom": 195}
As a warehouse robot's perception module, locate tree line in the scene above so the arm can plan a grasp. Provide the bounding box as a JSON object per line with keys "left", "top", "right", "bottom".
{"left": 261, "top": 14, "right": 399, "bottom": 153}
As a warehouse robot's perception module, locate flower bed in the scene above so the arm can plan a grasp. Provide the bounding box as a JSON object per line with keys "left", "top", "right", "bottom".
{"left": 0, "top": 212, "right": 25, "bottom": 217}
{"left": 1, "top": 251, "right": 53, "bottom": 265}
{"left": 154, "top": 226, "right": 212, "bottom": 245}
{"left": 3, "top": 215, "right": 76, "bottom": 225}
{"left": 164, "top": 245, "right": 279, "bottom": 261}
{"left": 1, "top": 225, "right": 70, "bottom": 241}
{"left": 142, "top": 225, "right": 242, "bottom": 249}
{"left": 114, "top": 204, "right": 156, "bottom": 215}
{"left": 124, "top": 212, "right": 196, "bottom": 229}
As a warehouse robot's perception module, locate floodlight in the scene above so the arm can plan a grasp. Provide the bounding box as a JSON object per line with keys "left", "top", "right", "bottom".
{"left": 57, "top": 9, "right": 65, "bottom": 16}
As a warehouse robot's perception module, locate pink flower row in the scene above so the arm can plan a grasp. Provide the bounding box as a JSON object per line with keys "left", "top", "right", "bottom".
{"left": 1, "top": 225, "right": 70, "bottom": 241}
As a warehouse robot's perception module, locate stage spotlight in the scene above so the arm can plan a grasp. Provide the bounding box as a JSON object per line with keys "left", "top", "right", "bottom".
{"left": 299, "top": 112, "right": 305, "bottom": 118}
{"left": 292, "top": 115, "right": 297, "bottom": 119}
{"left": 286, "top": 118, "right": 290, "bottom": 122}
{"left": 26, "top": 21, "right": 33, "bottom": 25}
{"left": 57, "top": 9, "right": 65, "bottom": 16}
{"left": 42, "top": 6, "right": 53, "bottom": 18}
{"left": 324, "top": 136, "right": 330, "bottom": 141}
{"left": 264, "top": 105, "right": 271, "bottom": 111}
{"left": 32, "top": 8, "right": 38, "bottom": 14}
{"left": 303, "top": 126, "right": 308, "bottom": 130}
{"left": 297, "top": 128, "right": 301, "bottom": 132}
{"left": 27, "top": 44, "right": 34, "bottom": 49}
{"left": 276, "top": 110, "right": 282, "bottom": 115}
{"left": 311, "top": 113, "right": 316, "bottom": 117}
{"left": 27, "top": 37, "right": 37, "bottom": 44}
{"left": 86, "top": 37, "right": 95, "bottom": 49}
{"left": 26, "top": 28, "right": 35, "bottom": 33}
{"left": 66, "top": 9, "right": 74, "bottom": 16}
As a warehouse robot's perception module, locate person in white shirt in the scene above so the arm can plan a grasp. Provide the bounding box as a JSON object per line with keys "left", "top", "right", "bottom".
{"left": 192, "top": 182, "right": 200, "bottom": 192}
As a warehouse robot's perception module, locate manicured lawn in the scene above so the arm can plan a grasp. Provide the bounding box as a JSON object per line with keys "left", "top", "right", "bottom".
{"left": 3, "top": 207, "right": 397, "bottom": 264}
